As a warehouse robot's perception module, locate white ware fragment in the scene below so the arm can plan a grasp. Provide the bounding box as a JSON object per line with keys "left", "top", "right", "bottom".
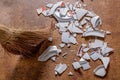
{"left": 89, "top": 39, "right": 104, "bottom": 49}
{"left": 72, "top": 62, "right": 81, "bottom": 70}
{"left": 48, "top": 1, "right": 63, "bottom": 15}
{"left": 62, "top": 32, "right": 70, "bottom": 43}
{"left": 60, "top": 8, "right": 69, "bottom": 17}
{"left": 59, "top": 43, "right": 65, "bottom": 48}
{"left": 51, "top": 56, "right": 56, "bottom": 61}
{"left": 46, "top": 3, "right": 53, "bottom": 8}
{"left": 94, "top": 65, "right": 106, "bottom": 77}
{"left": 54, "top": 11, "right": 73, "bottom": 22}
{"left": 100, "top": 57, "right": 110, "bottom": 69}
{"left": 101, "top": 47, "right": 113, "bottom": 56}
{"left": 68, "top": 22, "right": 83, "bottom": 33}
{"left": 55, "top": 63, "right": 67, "bottom": 75}
{"left": 91, "top": 16, "right": 102, "bottom": 29}
{"left": 69, "top": 36, "right": 78, "bottom": 44}
{"left": 68, "top": 72, "right": 73, "bottom": 76}
{"left": 79, "top": 58, "right": 90, "bottom": 70}
{"left": 67, "top": 44, "right": 71, "bottom": 48}
{"left": 75, "top": 8, "right": 88, "bottom": 20}
{"left": 36, "top": 8, "right": 42, "bottom": 14}
{"left": 90, "top": 52, "right": 100, "bottom": 61}
{"left": 38, "top": 46, "right": 58, "bottom": 61}
{"left": 83, "top": 48, "right": 90, "bottom": 52}
{"left": 48, "top": 36, "right": 53, "bottom": 42}
{"left": 83, "top": 31, "right": 105, "bottom": 38}
{"left": 106, "top": 31, "right": 111, "bottom": 35}
{"left": 86, "top": 11, "right": 96, "bottom": 17}
{"left": 82, "top": 53, "right": 90, "bottom": 60}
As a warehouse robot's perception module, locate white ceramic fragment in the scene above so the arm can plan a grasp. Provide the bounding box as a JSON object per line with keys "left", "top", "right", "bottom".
{"left": 68, "top": 36, "right": 78, "bottom": 44}
{"left": 59, "top": 26, "right": 67, "bottom": 32}
{"left": 86, "top": 11, "right": 96, "bottom": 17}
{"left": 46, "top": 3, "right": 53, "bottom": 8}
{"left": 55, "top": 63, "right": 67, "bottom": 74}
{"left": 101, "top": 47, "right": 113, "bottom": 56}
{"left": 54, "top": 11, "right": 73, "bottom": 22}
{"left": 89, "top": 39, "right": 104, "bottom": 49}
{"left": 101, "top": 57, "right": 110, "bottom": 69}
{"left": 83, "top": 48, "right": 90, "bottom": 52}
{"left": 60, "top": 8, "right": 69, "bottom": 17}
{"left": 67, "top": 44, "right": 71, "bottom": 48}
{"left": 83, "top": 30, "right": 105, "bottom": 38}
{"left": 91, "top": 16, "right": 102, "bottom": 29}
{"left": 68, "top": 72, "right": 73, "bottom": 76}
{"left": 72, "top": 62, "right": 81, "bottom": 70}
{"left": 57, "top": 49, "right": 62, "bottom": 54}
{"left": 38, "top": 46, "right": 58, "bottom": 61}
{"left": 106, "top": 31, "right": 111, "bottom": 35}
{"left": 82, "top": 53, "right": 90, "bottom": 60}
{"left": 94, "top": 65, "right": 106, "bottom": 77}
{"left": 51, "top": 56, "right": 56, "bottom": 61}
{"left": 48, "top": 36, "right": 53, "bottom": 42}
{"left": 42, "top": 10, "right": 50, "bottom": 16}
{"left": 48, "top": 1, "right": 64, "bottom": 15}
{"left": 90, "top": 52, "right": 100, "bottom": 61}
{"left": 72, "top": 33, "right": 77, "bottom": 37}
{"left": 80, "top": 18, "right": 87, "bottom": 25}
{"left": 59, "top": 43, "right": 65, "bottom": 48}
{"left": 36, "top": 8, "right": 42, "bottom": 14}
{"left": 55, "top": 22, "right": 69, "bottom": 28}
{"left": 68, "top": 22, "right": 83, "bottom": 33}
{"left": 75, "top": 8, "right": 88, "bottom": 20}
{"left": 79, "top": 58, "right": 90, "bottom": 70}
{"left": 62, "top": 32, "right": 70, "bottom": 43}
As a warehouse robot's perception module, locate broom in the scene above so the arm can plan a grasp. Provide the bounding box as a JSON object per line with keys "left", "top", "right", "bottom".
{"left": 0, "top": 22, "right": 55, "bottom": 58}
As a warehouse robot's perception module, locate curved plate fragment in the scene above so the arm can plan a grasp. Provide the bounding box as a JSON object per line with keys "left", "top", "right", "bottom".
{"left": 38, "top": 46, "right": 58, "bottom": 61}
{"left": 83, "top": 31, "right": 105, "bottom": 38}
{"left": 94, "top": 65, "right": 106, "bottom": 77}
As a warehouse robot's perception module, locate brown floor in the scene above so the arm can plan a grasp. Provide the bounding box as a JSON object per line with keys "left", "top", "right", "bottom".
{"left": 0, "top": 0, "right": 120, "bottom": 80}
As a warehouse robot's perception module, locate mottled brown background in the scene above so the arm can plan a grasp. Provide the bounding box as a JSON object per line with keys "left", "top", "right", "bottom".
{"left": 0, "top": 0, "right": 120, "bottom": 80}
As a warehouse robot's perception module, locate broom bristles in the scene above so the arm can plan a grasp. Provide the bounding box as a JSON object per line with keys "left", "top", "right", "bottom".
{"left": 0, "top": 22, "right": 55, "bottom": 57}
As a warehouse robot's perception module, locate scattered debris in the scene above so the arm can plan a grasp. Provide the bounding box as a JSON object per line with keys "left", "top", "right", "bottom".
{"left": 94, "top": 65, "right": 106, "bottom": 77}
{"left": 82, "top": 53, "right": 90, "bottom": 60}
{"left": 38, "top": 46, "right": 59, "bottom": 61}
{"left": 55, "top": 63, "right": 67, "bottom": 75}
{"left": 37, "top": 0, "right": 113, "bottom": 77}
{"left": 68, "top": 72, "right": 73, "bottom": 76}
{"left": 72, "top": 62, "right": 81, "bottom": 70}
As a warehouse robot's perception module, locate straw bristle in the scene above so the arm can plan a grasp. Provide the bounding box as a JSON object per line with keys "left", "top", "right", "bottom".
{"left": 1, "top": 31, "right": 48, "bottom": 57}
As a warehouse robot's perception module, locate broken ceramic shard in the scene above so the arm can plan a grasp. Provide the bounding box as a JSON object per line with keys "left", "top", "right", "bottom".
{"left": 38, "top": 46, "right": 58, "bottom": 61}
{"left": 51, "top": 56, "right": 56, "bottom": 61}
{"left": 82, "top": 53, "right": 90, "bottom": 60}
{"left": 62, "top": 32, "right": 70, "bottom": 43}
{"left": 68, "top": 36, "right": 78, "bottom": 44}
{"left": 36, "top": 8, "right": 42, "bottom": 14}
{"left": 72, "top": 62, "right": 81, "bottom": 70}
{"left": 60, "top": 7, "right": 69, "bottom": 17}
{"left": 94, "top": 65, "right": 106, "bottom": 77}
{"left": 79, "top": 58, "right": 90, "bottom": 70}
{"left": 59, "top": 43, "right": 65, "bottom": 48}
{"left": 68, "top": 22, "right": 83, "bottom": 34}
{"left": 75, "top": 8, "right": 88, "bottom": 20}
{"left": 89, "top": 39, "right": 104, "bottom": 49}
{"left": 83, "top": 48, "right": 90, "bottom": 52}
{"left": 62, "top": 52, "right": 68, "bottom": 57}
{"left": 100, "top": 57, "right": 110, "bottom": 69}
{"left": 106, "top": 31, "right": 111, "bottom": 35}
{"left": 68, "top": 72, "right": 73, "bottom": 76}
{"left": 83, "top": 30, "right": 105, "bottom": 38}
{"left": 55, "top": 63, "right": 67, "bottom": 74}
{"left": 90, "top": 52, "right": 100, "bottom": 61}
{"left": 48, "top": 1, "right": 63, "bottom": 15}
{"left": 46, "top": 3, "right": 53, "bottom": 8}
{"left": 101, "top": 47, "right": 113, "bottom": 56}
{"left": 54, "top": 11, "right": 73, "bottom": 22}
{"left": 91, "top": 16, "right": 102, "bottom": 29}
{"left": 48, "top": 36, "right": 53, "bottom": 42}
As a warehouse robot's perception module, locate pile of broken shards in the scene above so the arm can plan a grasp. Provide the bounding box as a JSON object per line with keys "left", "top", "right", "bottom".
{"left": 37, "top": 1, "right": 113, "bottom": 78}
